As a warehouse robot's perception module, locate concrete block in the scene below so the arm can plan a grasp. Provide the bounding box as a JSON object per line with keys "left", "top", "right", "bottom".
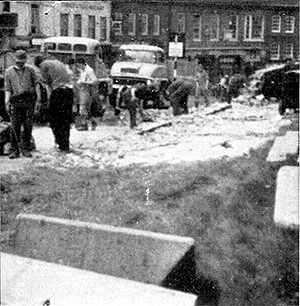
{"left": 1, "top": 252, "right": 197, "bottom": 306}
{"left": 274, "top": 166, "right": 299, "bottom": 228}
{"left": 267, "top": 131, "right": 299, "bottom": 162}
{"left": 13, "top": 214, "right": 195, "bottom": 290}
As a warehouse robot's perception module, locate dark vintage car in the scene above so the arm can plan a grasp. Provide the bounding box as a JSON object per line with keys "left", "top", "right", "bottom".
{"left": 279, "top": 69, "right": 299, "bottom": 115}
{"left": 251, "top": 63, "right": 299, "bottom": 100}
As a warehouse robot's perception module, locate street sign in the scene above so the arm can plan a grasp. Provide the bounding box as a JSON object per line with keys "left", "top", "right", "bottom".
{"left": 168, "top": 42, "right": 183, "bottom": 58}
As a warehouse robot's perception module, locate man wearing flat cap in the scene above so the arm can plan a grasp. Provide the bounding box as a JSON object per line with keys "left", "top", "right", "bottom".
{"left": 4, "top": 50, "right": 38, "bottom": 158}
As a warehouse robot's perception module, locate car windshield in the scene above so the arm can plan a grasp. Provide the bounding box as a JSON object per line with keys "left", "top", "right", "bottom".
{"left": 118, "top": 49, "right": 164, "bottom": 64}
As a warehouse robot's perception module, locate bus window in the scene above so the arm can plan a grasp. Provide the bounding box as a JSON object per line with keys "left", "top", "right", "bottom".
{"left": 44, "top": 42, "right": 56, "bottom": 50}
{"left": 58, "top": 43, "right": 72, "bottom": 51}
{"left": 74, "top": 44, "right": 87, "bottom": 52}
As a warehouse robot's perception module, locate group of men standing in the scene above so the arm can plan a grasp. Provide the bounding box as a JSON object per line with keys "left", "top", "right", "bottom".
{"left": 3, "top": 49, "right": 99, "bottom": 159}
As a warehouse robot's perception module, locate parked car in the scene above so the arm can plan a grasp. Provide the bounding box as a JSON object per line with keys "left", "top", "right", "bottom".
{"left": 279, "top": 69, "right": 299, "bottom": 115}
{"left": 109, "top": 44, "right": 171, "bottom": 109}
{"left": 250, "top": 63, "right": 299, "bottom": 100}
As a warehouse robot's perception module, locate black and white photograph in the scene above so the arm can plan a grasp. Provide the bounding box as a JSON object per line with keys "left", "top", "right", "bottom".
{"left": 0, "top": 0, "right": 299, "bottom": 305}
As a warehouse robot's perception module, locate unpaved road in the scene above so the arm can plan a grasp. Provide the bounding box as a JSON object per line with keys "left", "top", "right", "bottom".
{"left": 0, "top": 102, "right": 292, "bottom": 174}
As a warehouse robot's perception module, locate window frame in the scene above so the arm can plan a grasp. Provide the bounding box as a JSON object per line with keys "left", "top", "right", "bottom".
{"left": 284, "top": 16, "right": 295, "bottom": 33}
{"left": 88, "top": 15, "right": 96, "bottom": 39}
{"left": 153, "top": 14, "right": 160, "bottom": 36}
{"left": 283, "top": 43, "right": 294, "bottom": 59}
{"left": 141, "top": 14, "right": 149, "bottom": 36}
{"left": 128, "top": 13, "right": 136, "bottom": 36}
{"left": 100, "top": 16, "right": 107, "bottom": 41}
{"left": 177, "top": 13, "right": 186, "bottom": 33}
{"left": 192, "top": 14, "right": 201, "bottom": 42}
{"left": 73, "top": 14, "right": 82, "bottom": 37}
{"left": 209, "top": 14, "right": 220, "bottom": 41}
{"left": 270, "top": 42, "right": 280, "bottom": 60}
{"left": 271, "top": 15, "right": 281, "bottom": 33}
{"left": 244, "top": 14, "right": 264, "bottom": 41}
{"left": 60, "top": 13, "right": 69, "bottom": 36}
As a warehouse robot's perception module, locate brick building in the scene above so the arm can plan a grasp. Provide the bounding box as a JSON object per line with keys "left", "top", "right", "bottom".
{"left": 169, "top": 0, "right": 299, "bottom": 65}
{"left": 6, "top": 1, "right": 111, "bottom": 42}
{"left": 111, "top": 0, "right": 171, "bottom": 49}
{"left": 111, "top": 0, "right": 299, "bottom": 70}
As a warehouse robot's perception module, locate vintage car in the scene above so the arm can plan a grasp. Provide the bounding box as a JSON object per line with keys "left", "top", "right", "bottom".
{"left": 109, "top": 44, "right": 171, "bottom": 109}
{"left": 279, "top": 69, "right": 299, "bottom": 115}
{"left": 250, "top": 62, "right": 299, "bottom": 100}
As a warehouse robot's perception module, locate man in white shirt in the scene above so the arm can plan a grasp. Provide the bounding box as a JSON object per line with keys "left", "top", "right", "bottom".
{"left": 76, "top": 58, "right": 98, "bottom": 130}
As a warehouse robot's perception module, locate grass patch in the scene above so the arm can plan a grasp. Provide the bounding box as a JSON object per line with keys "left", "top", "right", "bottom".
{"left": 1, "top": 137, "right": 298, "bottom": 305}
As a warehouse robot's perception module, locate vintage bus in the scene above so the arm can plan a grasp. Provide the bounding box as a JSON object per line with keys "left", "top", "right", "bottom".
{"left": 40, "top": 36, "right": 114, "bottom": 77}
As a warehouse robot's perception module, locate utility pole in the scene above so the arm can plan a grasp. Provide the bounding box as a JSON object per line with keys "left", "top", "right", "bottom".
{"left": 173, "top": 34, "right": 178, "bottom": 80}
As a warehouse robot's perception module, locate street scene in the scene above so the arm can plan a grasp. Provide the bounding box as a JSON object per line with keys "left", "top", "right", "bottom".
{"left": 0, "top": 1, "right": 299, "bottom": 306}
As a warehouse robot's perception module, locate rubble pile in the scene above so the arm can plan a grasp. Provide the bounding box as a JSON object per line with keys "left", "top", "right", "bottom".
{"left": 29, "top": 101, "right": 291, "bottom": 170}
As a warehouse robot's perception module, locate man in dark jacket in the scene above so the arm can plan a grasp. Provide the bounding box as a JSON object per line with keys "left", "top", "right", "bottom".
{"left": 167, "top": 79, "right": 193, "bottom": 116}
{"left": 39, "top": 59, "right": 74, "bottom": 153}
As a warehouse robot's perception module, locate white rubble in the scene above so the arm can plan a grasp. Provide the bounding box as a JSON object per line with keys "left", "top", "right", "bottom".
{"left": 22, "top": 102, "right": 291, "bottom": 170}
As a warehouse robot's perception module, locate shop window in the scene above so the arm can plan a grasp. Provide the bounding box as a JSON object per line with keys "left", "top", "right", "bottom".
{"left": 153, "top": 14, "right": 160, "bottom": 36}
{"left": 177, "top": 13, "right": 185, "bottom": 33}
{"left": 244, "top": 15, "right": 264, "bottom": 40}
{"left": 128, "top": 13, "right": 136, "bottom": 36}
{"left": 223, "top": 15, "right": 238, "bottom": 41}
{"left": 100, "top": 16, "right": 107, "bottom": 41}
{"left": 284, "top": 16, "right": 295, "bottom": 33}
{"left": 60, "top": 14, "right": 69, "bottom": 36}
{"left": 192, "top": 14, "right": 201, "bottom": 41}
{"left": 74, "top": 14, "right": 82, "bottom": 37}
{"left": 141, "top": 14, "right": 148, "bottom": 35}
{"left": 271, "top": 15, "right": 281, "bottom": 33}
{"left": 283, "top": 43, "right": 293, "bottom": 58}
{"left": 88, "top": 15, "right": 96, "bottom": 39}
{"left": 270, "top": 42, "right": 280, "bottom": 60}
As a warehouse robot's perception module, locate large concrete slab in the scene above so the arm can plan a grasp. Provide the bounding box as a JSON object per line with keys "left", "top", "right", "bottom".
{"left": 13, "top": 214, "right": 195, "bottom": 290}
{"left": 267, "top": 131, "right": 299, "bottom": 162}
{"left": 1, "top": 252, "right": 197, "bottom": 306}
{"left": 274, "top": 166, "right": 299, "bottom": 228}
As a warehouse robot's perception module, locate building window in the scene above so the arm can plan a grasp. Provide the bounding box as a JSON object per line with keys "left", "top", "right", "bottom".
{"left": 244, "top": 15, "right": 264, "bottom": 40}
{"left": 60, "top": 14, "right": 69, "bottom": 36}
{"left": 202, "top": 14, "right": 220, "bottom": 41}
{"left": 283, "top": 43, "right": 293, "bottom": 58}
{"left": 192, "top": 14, "right": 201, "bottom": 41}
{"left": 270, "top": 42, "right": 280, "bottom": 60}
{"left": 141, "top": 14, "right": 148, "bottom": 35}
{"left": 88, "top": 15, "right": 96, "bottom": 39}
{"left": 210, "top": 14, "right": 219, "bottom": 40}
{"left": 271, "top": 15, "right": 281, "bottom": 33}
{"left": 284, "top": 16, "right": 295, "bottom": 33}
{"left": 113, "top": 13, "right": 122, "bottom": 36}
{"left": 128, "top": 13, "right": 136, "bottom": 36}
{"left": 74, "top": 14, "right": 82, "bottom": 37}
{"left": 177, "top": 13, "right": 185, "bottom": 33}
{"left": 153, "top": 14, "right": 160, "bottom": 36}
{"left": 223, "top": 15, "right": 238, "bottom": 41}
{"left": 100, "top": 16, "right": 107, "bottom": 41}
{"left": 31, "top": 4, "right": 40, "bottom": 34}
